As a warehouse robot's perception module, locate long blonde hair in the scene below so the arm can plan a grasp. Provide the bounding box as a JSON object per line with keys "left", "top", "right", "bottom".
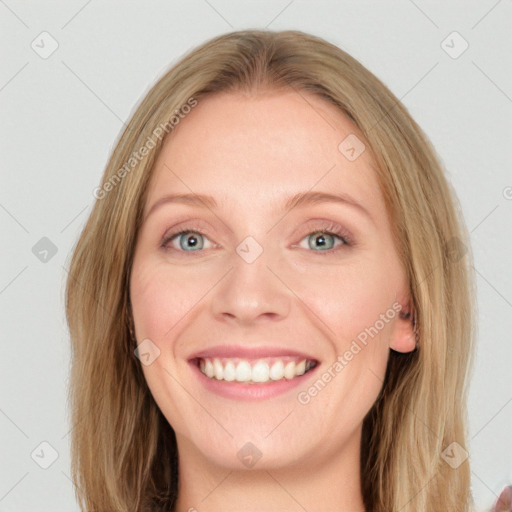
{"left": 65, "top": 29, "right": 477, "bottom": 511}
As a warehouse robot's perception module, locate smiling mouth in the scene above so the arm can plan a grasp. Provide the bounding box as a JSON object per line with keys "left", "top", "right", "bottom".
{"left": 194, "top": 357, "right": 318, "bottom": 384}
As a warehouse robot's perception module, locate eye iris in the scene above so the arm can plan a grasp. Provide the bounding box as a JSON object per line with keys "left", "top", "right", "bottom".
{"left": 309, "top": 232, "right": 334, "bottom": 250}
{"left": 180, "top": 232, "right": 203, "bottom": 251}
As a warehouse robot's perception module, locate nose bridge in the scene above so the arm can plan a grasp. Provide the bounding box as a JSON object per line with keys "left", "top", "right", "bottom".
{"left": 211, "top": 235, "right": 291, "bottom": 322}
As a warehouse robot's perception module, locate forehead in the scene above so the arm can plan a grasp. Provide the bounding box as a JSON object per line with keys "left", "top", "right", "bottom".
{"left": 144, "top": 90, "right": 384, "bottom": 218}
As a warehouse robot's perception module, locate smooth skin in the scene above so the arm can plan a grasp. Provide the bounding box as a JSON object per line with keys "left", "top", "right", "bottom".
{"left": 130, "top": 89, "right": 416, "bottom": 512}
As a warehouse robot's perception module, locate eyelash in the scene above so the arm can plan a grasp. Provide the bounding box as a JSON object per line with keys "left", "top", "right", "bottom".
{"left": 160, "top": 220, "right": 353, "bottom": 257}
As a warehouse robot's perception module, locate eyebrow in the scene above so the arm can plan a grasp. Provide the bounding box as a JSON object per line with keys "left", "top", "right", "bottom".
{"left": 144, "top": 191, "right": 373, "bottom": 223}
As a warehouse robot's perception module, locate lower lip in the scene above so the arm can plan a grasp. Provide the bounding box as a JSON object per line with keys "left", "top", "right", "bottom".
{"left": 189, "top": 360, "right": 319, "bottom": 400}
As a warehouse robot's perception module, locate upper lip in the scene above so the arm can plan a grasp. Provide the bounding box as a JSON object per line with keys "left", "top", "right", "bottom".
{"left": 188, "top": 345, "right": 319, "bottom": 361}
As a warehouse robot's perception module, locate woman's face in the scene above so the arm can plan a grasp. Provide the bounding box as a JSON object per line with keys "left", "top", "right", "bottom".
{"left": 130, "top": 90, "right": 415, "bottom": 471}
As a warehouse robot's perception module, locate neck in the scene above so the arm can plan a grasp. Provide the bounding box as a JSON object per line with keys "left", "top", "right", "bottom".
{"left": 174, "top": 428, "right": 366, "bottom": 512}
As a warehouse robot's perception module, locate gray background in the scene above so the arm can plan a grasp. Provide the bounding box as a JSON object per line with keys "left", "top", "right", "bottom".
{"left": 1, "top": 1, "right": 511, "bottom": 511}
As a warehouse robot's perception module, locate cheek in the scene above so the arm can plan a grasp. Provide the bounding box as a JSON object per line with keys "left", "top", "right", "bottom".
{"left": 299, "top": 257, "right": 399, "bottom": 349}
{"left": 130, "top": 258, "right": 204, "bottom": 342}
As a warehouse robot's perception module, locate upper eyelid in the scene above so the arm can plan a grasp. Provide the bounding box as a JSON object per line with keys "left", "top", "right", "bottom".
{"left": 162, "top": 220, "right": 349, "bottom": 237}
{"left": 164, "top": 228, "right": 347, "bottom": 243}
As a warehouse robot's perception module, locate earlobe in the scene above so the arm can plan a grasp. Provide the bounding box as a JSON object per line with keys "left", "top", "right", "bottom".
{"left": 390, "top": 306, "right": 417, "bottom": 353}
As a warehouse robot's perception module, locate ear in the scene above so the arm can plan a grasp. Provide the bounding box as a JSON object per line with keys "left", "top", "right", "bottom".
{"left": 389, "top": 303, "right": 417, "bottom": 353}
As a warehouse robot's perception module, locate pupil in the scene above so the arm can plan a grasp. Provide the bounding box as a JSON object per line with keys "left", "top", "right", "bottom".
{"left": 311, "top": 232, "right": 333, "bottom": 250}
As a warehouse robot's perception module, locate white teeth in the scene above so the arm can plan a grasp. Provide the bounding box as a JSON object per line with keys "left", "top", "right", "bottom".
{"left": 213, "top": 359, "right": 223, "bottom": 380}
{"left": 223, "top": 361, "right": 236, "bottom": 381}
{"left": 204, "top": 359, "right": 214, "bottom": 378}
{"left": 198, "top": 357, "right": 315, "bottom": 383}
{"left": 252, "top": 361, "right": 269, "bottom": 382}
{"left": 269, "top": 360, "right": 284, "bottom": 380}
{"left": 235, "top": 361, "right": 251, "bottom": 382}
{"left": 284, "top": 361, "right": 296, "bottom": 379}
{"left": 295, "top": 360, "right": 306, "bottom": 376}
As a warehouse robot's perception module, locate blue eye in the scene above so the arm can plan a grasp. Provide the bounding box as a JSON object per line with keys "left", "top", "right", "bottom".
{"left": 296, "top": 231, "right": 349, "bottom": 253}
{"left": 163, "top": 230, "right": 212, "bottom": 252}
{"left": 161, "top": 222, "right": 352, "bottom": 255}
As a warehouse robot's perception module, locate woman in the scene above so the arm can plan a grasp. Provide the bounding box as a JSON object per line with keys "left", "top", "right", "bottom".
{"left": 66, "top": 29, "right": 480, "bottom": 511}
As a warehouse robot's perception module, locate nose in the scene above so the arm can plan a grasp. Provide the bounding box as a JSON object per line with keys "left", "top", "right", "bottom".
{"left": 210, "top": 243, "right": 291, "bottom": 326}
